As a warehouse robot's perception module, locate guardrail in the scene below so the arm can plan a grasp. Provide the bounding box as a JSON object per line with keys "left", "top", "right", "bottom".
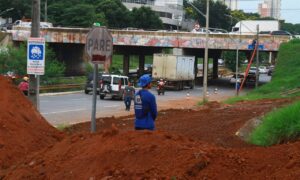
{"left": 40, "top": 84, "right": 84, "bottom": 91}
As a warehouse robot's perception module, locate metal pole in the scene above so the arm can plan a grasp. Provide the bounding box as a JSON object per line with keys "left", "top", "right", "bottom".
{"left": 235, "top": 22, "right": 241, "bottom": 96}
{"left": 29, "top": 0, "right": 41, "bottom": 110}
{"left": 256, "top": 25, "right": 259, "bottom": 88}
{"left": 203, "top": 0, "right": 209, "bottom": 102}
{"left": 91, "top": 64, "right": 98, "bottom": 133}
{"left": 44, "top": 0, "right": 47, "bottom": 22}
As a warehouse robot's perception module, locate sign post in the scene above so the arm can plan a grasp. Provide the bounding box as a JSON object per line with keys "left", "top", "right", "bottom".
{"left": 85, "top": 27, "right": 113, "bottom": 133}
{"left": 27, "top": 37, "right": 45, "bottom": 110}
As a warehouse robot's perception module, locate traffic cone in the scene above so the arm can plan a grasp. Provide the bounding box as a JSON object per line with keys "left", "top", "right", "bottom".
{"left": 186, "top": 91, "right": 190, "bottom": 100}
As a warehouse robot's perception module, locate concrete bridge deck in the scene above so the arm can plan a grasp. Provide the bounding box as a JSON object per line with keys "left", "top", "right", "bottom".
{"left": 10, "top": 27, "right": 290, "bottom": 51}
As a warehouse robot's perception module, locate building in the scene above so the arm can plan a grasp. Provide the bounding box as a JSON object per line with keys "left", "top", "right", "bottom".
{"left": 258, "top": 0, "right": 281, "bottom": 19}
{"left": 121, "top": 0, "right": 184, "bottom": 30}
{"left": 222, "top": 0, "right": 238, "bottom": 10}
{"left": 258, "top": 3, "right": 269, "bottom": 17}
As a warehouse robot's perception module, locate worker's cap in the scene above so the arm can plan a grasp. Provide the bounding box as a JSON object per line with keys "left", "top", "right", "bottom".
{"left": 138, "top": 74, "right": 152, "bottom": 87}
{"left": 23, "top": 77, "right": 29, "bottom": 81}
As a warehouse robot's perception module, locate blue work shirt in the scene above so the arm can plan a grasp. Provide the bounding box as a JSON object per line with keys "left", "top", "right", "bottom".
{"left": 134, "top": 89, "right": 158, "bottom": 130}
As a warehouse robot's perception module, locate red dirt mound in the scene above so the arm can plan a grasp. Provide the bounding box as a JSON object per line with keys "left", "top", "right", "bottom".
{"left": 5, "top": 128, "right": 300, "bottom": 179}
{"left": 0, "top": 76, "right": 63, "bottom": 170}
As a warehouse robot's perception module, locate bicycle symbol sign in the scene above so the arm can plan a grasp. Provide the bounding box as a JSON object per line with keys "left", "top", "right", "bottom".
{"left": 27, "top": 37, "right": 45, "bottom": 75}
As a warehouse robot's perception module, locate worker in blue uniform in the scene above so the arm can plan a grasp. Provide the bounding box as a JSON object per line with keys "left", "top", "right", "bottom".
{"left": 134, "top": 74, "right": 158, "bottom": 130}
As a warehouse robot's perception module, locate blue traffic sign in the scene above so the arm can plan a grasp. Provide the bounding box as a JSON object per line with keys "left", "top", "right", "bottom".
{"left": 27, "top": 37, "right": 45, "bottom": 75}
{"left": 248, "top": 44, "right": 264, "bottom": 50}
{"left": 28, "top": 44, "right": 44, "bottom": 61}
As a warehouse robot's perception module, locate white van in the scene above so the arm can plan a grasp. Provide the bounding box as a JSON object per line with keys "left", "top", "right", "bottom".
{"left": 99, "top": 74, "right": 129, "bottom": 100}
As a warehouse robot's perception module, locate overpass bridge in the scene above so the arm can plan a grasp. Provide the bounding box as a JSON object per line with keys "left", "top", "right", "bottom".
{"left": 8, "top": 27, "right": 290, "bottom": 76}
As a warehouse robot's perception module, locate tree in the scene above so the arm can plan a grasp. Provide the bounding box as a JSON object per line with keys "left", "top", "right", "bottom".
{"left": 95, "top": 0, "right": 131, "bottom": 28}
{"left": 0, "top": 0, "right": 31, "bottom": 21}
{"left": 184, "top": 0, "right": 231, "bottom": 31}
{"left": 130, "top": 6, "right": 163, "bottom": 30}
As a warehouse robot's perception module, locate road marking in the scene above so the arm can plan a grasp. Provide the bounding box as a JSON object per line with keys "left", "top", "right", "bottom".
{"left": 41, "top": 108, "right": 86, "bottom": 115}
{"left": 103, "top": 105, "right": 120, "bottom": 108}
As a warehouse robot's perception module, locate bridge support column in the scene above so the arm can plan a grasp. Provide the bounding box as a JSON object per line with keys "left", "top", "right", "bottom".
{"left": 123, "top": 54, "right": 130, "bottom": 76}
{"left": 172, "top": 48, "right": 183, "bottom": 55}
{"left": 138, "top": 54, "right": 145, "bottom": 76}
{"left": 212, "top": 51, "right": 221, "bottom": 79}
{"left": 269, "top": 51, "right": 277, "bottom": 65}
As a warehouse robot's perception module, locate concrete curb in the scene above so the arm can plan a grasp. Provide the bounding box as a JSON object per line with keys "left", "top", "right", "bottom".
{"left": 40, "top": 90, "right": 83, "bottom": 96}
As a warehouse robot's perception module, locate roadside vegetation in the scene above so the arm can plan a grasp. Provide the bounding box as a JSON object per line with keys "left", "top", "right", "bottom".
{"left": 225, "top": 39, "right": 300, "bottom": 146}
{"left": 226, "top": 39, "right": 300, "bottom": 104}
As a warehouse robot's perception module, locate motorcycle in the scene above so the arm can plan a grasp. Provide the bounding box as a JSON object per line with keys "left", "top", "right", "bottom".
{"left": 157, "top": 80, "right": 166, "bottom": 95}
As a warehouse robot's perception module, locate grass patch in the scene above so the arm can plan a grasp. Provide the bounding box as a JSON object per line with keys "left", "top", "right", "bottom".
{"left": 56, "top": 123, "right": 71, "bottom": 131}
{"left": 249, "top": 100, "right": 300, "bottom": 146}
{"left": 225, "top": 39, "right": 300, "bottom": 104}
{"left": 224, "top": 39, "right": 300, "bottom": 146}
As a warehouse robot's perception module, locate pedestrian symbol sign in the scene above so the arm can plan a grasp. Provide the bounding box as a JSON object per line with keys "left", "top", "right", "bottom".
{"left": 27, "top": 37, "right": 45, "bottom": 75}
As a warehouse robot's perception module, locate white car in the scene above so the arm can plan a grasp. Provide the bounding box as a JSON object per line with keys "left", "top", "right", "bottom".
{"left": 259, "top": 66, "right": 268, "bottom": 74}
{"left": 99, "top": 74, "right": 129, "bottom": 100}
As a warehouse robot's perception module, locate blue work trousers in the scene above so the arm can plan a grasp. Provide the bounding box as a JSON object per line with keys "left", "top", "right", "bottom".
{"left": 124, "top": 96, "right": 132, "bottom": 111}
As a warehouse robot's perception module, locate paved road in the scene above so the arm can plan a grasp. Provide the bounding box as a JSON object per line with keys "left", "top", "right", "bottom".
{"left": 40, "top": 74, "right": 271, "bottom": 126}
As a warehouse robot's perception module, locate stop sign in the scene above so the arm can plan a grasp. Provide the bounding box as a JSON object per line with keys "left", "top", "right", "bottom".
{"left": 85, "top": 27, "right": 113, "bottom": 64}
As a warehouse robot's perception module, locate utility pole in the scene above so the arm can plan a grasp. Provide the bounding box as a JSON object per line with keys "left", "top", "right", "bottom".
{"left": 256, "top": 25, "right": 259, "bottom": 88}
{"left": 29, "top": 0, "right": 41, "bottom": 109}
{"left": 203, "top": 0, "right": 209, "bottom": 102}
{"left": 44, "top": 0, "right": 47, "bottom": 22}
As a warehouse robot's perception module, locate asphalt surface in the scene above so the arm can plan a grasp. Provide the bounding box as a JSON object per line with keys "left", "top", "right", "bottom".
{"left": 40, "top": 74, "right": 271, "bottom": 126}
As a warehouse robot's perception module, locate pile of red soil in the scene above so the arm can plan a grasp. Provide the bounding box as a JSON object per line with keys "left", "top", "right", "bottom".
{"left": 2, "top": 74, "right": 300, "bottom": 179}
{"left": 0, "top": 76, "right": 63, "bottom": 171}
{"left": 4, "top": 128, "right": 300, "bottom": 179}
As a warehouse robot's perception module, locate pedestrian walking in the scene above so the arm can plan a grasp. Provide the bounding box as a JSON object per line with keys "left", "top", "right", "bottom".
{"left": 134, "top": 74, "right": 158, "bottom": 130}
{"left": 18, "top": 76, "right": 29, "bottom": 96}
{"left": 123, "top": 82, "right": 135, "bottom": 111}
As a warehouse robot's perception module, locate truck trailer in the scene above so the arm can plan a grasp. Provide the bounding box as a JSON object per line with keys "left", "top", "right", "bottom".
{"left": 231, "top": 20, "right": 279, "bottom": 34}
{"left": 152, "top": 54, "right": 195, "bottom": 90}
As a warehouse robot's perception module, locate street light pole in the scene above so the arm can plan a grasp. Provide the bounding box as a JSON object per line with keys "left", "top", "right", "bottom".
{"left": 225, "top": 14, "right": 242, "bottom": 96}
{"left": 203, "top": 0, "right": 209, "bottom": 102}
{"left": 187, "top": 0, "right": 209, "bottom": 102}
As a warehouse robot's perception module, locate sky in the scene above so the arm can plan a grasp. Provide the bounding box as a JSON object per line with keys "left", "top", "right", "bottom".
{"left": 238, "top": 0, "right": 300, "bottom": 24}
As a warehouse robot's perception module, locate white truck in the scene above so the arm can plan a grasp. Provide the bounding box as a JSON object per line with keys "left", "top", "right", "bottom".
{"left": 152, "top": 54, "right": 195, "bottom": 90}
{"left": 231, "top": 20, "right": 279, "bottom": 34}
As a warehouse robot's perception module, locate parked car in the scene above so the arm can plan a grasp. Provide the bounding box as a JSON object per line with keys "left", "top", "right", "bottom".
{"left": 99, "top": 74, "right": 129, "bottom": 100}
{"left": 268, "top": 65, "right": 275, "bottom": 76}
{"left": 84, "top": 73, "right": 103, "bottom": 94}
{"left": 249, "top": 67, "right": 259, "bottom": 74}
{"left": 229, "top": 72, "right": 257, "bottom": 85}
{"left": 259, "top": 66, "right": 268, "bottom": 74}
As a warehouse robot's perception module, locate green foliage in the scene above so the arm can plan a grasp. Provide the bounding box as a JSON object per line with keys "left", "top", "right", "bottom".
{"left": 0, "top": 44, "right": 27, "bottom": 75}
{"left": 184, "top": 0, "right": 231, "bottom": 30}
{"left": 130, "top": 6, "right": 163, "bottom": 30}
{"left": 0, "top": 43, "right": 65, "bottom": 80}
{"left": 222, "top": 51, "right": 246, "bottom": 72}
{"left": 249, "top": 101, "right": 300, "bottom": 146}
{"left": 95, "top": 0, "right": 131, "bottom": 28}
{"left": 226, "top": 39, "right": 300, "bottom": 103}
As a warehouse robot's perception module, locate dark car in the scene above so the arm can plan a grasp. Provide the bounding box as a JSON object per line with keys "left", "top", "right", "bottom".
{"left": 267, "top": 65, "right": 275, "bottom": 76}
{"left": 0, "top": 23, "right": 13, "bottom": 31}
{"left": 84, "top": 73, "right": 103, "bottom": 94}
{"left": 259, "top": 31, "right": 271, "bottom": 35}
{"left": 271, "top": 30, "right": 292, "bottom": 36}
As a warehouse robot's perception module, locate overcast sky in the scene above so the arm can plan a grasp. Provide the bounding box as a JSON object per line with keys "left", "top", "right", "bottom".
{"left": 238, "top": 0, "right": 300, "bottom": 24}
